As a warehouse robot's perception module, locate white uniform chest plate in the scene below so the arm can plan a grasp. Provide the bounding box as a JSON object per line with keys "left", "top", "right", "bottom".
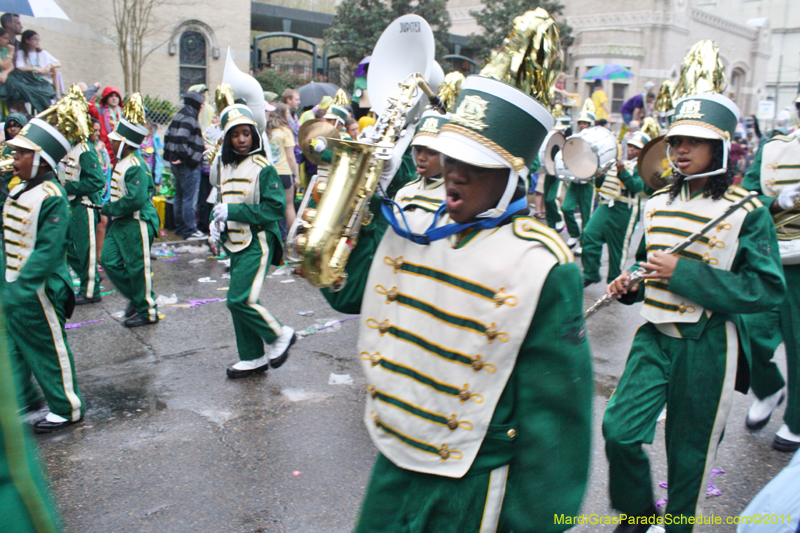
{"left": 760, "top": 132, "right": 800, "bottom": 198}
{"left": 3, "top": 182, "right": 54, "bottom": 282}
{"left": 359, "top": 215, "right": 557, "bottom": 478}
{"left": 109, "top": 154, "right": 139, "bottom": 219}
{"left": 599, "top": 160, "right": 637, "bottom": 205}
{"left": 221, "top": 156, "right": 261, "bottom": 253}
{"left": 640, "top": 187, "right": 752, "bottom": 325}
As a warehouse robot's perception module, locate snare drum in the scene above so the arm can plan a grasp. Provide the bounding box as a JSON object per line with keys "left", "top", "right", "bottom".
{"left": 554, "top": 151, "right": 591, "bottom": 183}
{"left": 562, "top": 126, "right": 618, "bottom": 179}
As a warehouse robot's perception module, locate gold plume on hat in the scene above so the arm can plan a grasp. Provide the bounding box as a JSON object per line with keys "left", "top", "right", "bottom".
{"left": 656, "top": 80, "right": 675, "bottom": 114}
{"left": 437, "top": 71, "right": 465, "bottom": 112}
{"left": 673, "top": 40, "right": 726, "bottom": 98}
{"left": 479, "top": 8, "right": 563, "bottom": 107}
{"left": 215, "top": 83, "right": 235, "bottom": 115}
{"left": 49, "top": 84, "right": 93, "bottom": 144}
{"left": 580, "top": 98, "right": 595, "bottom": 116}
{"left": 641, "top": 117, "right": 661, "bottom": 139}
{"left": 332, "top": 88, "right": 350, "bottom": 107}
{"left": 123, "top": 93, "right": 146, "bottom": 125}
{"left": 552, "top": 104, "right": 564, "bottom": 118}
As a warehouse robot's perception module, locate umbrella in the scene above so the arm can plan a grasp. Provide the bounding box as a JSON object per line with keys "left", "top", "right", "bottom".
{"left": 582, "top": 64, "right": 634, "bottom": 80}
{"left": 297, "top": 82, "right": 347, "bottom": 109}
{"left": 0, "top": 0, "right": 70, "bottom": 20}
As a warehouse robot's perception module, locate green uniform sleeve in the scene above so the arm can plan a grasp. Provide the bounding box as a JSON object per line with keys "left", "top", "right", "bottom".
{"left": 499, "top": 262, "right": 593, "bottom": 529}
{"left": 529, "top": 155, "right": 541, "bottom": 174}
{"left": 618, "top": 167, "right": 645, "bottom": 194}
{"left": 227, "top": 165, "right": 286, "bottom": 225}
{"left": 667, "top": 206, "right": 785, "bottom": 314}
{"left": 64, "top": 145, "right": 106, "bottom": 199}
{"left": 4, "top": 192, "right": 69, "bottom": 306}
{"left": 101, "top": 164, "right": 149, "bottom": 218}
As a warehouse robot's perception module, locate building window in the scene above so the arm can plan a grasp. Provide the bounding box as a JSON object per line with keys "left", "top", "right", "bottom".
{"left": 179, "top": 31, "right": 206, "bottom": 94}
{"left": 611, "top": 83, "right": 627, "bottom": 114}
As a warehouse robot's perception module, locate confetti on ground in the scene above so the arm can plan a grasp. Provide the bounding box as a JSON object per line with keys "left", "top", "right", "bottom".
{"left": 155, "top": 294, "right": 179, "bottom": 305}
{"left": 198, "top": 277, "right": 217, "bottom": 283}
{"left": 281, "top": 279, "right": 295, "bottom": 283}
{"left": 217, "top": 287, "right": 229, "bottom": 291}
{"left": 656, "top": 469, "right": 725, "bottom": 509}
{"left": 298, "top": 311, "right": 314, "bottom": 316}
{"left": 99, "top": 290, "right": 116, "bottom": 296}
{"left": 222, "top": 273, "right": 231, "bottom": 279}
{"left": 163, "top": 257, "right": 179, "bottom": 262}
{"left": 189, "top": 298, "right": 223, "bottom": 307}
{"left": 292, "top": 471, "right": 301, "bottom": 476}
{"left": 188, "top": 258, "right": 206, "bottom": 264}
{"left": 297, "top": 316, "right": 360, "bottom": 338}
{"left": 66, "top": 319, "right": 104, "bottom": 329}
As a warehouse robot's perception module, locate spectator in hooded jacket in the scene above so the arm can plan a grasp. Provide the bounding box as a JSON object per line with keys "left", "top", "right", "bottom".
{"left": 163, "top": 91, "right": 206, "bottom": 240}
{"left": 88, "top": 86, "right": 123, "bottom": 164}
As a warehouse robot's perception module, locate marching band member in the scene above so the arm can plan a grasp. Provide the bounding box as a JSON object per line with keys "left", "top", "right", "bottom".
{"left": 604, "top": 93, "right": 785, "bottom": 532}
{"left": 394, "top": 109, "right": 447, "bottom": 210}
{"left": 581, "top": 131, "right": 649, "bottom": 287}
{"left": 739, "top": 91, "right": 800, "bottom": 453}
{"left": 322, "top": 74, "right": 593, "bottom": 532}
{"left": 562, "top": 101, "right": 597, "bottom": 251}
{"left": 2, "top": 117, "right": 84, "bottom": 433}
{"left": 540, "top": 114, "right": 570, "bottom": 229}
{"left": 101, "top": 95, "right": 160, "bottom": 327}
{"left": 209, "top": 103, "right": 296, "bottom": 378}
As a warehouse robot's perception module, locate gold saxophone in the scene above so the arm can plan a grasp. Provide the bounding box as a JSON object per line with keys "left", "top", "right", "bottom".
{"left": 288, "top": 74, "right": 435, "bottom": 287}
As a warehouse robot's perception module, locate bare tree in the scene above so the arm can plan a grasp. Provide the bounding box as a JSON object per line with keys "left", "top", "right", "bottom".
{"left": 111, "top": 0, "right": 173, "bottom": 92}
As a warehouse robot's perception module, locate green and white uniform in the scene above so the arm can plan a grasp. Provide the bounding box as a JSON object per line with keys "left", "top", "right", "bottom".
{"left": 100, "top": 152, "right": 159, "bottom": 322}
{"left": 562, "top": 181, "right": 595, "bottom": 239}
{"left": 0, "top": 301, "right": 60, "bottom": 533}
{"left": 740, "top": 131, "right": 800, "bottom": 434}
{"left": 603, "top": 183, "right": 784, "bottom": 532}
{"left": 62, "top": 142, "right": 105, "bottom": 299}
{"left": 2, "top": 175, "right": 83, "bottom": 421}
{"left": 216, "top": 154, "right": 287, "bottom": 361}
{"left": 542, "top": 174, "right": 564, "bottom": 230}
{"left": 582, "top": 160, "right": 644, "bottom": 284}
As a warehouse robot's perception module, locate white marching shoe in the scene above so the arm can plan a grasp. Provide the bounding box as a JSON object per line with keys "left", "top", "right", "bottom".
{"left": 773, "top": 424, "right": 800, "bottom": 453}
{"left": 566, "top": 236, "right": 580, "bottom": 248}
{"left": 745, "top": 389, "right": 785, "bottom": 431}
{"left": 269, "top": 326, "right": 297, "bottom": 369}
{"left": 226, "top": 355, "right": 269, "bottom": 379}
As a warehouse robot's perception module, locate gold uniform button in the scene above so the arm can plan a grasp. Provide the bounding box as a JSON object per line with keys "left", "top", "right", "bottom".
{"left": 507, "top": 429, "right": 516, "bottom": 439}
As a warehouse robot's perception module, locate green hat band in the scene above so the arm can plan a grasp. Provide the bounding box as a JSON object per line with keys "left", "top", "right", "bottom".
{"left": 326, "top": 105, "right": 348, "bottom": 122}
{"left": 13, "top": 118, "right": 71, "bottom": 169}
{"left": 670, "top": 94, "right": 738, "bottom": 141}
{"left": 221, "top": 105, "right": 256, "bottom": 133}
{"left": 443, "top": 76, "right": 552, "bottom": 169}
{"left": 116, "top": 119, "right": 148, "bottom": 146}
{"left": 413, "top": 114, "right": 448, "bottom": 140}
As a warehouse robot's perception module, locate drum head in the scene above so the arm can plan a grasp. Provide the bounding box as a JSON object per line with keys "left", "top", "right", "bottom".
{"left": 562, "top": 137, "right": 598, "bottom": 179}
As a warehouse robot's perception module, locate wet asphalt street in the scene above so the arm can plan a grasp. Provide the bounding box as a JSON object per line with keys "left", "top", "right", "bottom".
{"left": 34, "top": 232, "right": 794, "bottom": 533}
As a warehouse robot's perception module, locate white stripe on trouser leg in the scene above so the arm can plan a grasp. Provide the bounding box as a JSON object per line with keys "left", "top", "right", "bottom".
{"left": 479, "top": 464, "right": 509, "bottom": 533}
{"left": 138, "top": 220, "right": 156, "bottom": 321}
{"left": 247, "top": 232, "right": 283, "bottom": 337}
{"left": 36, "top": 284, "right": 82, "bottom": 421}
{"left": 618, "top": 201, "right": 639, "bottom": 274}
{"left": 692, "top": 321, "right": 737, "bottom": 529}
{"left": 86, "top": 208, "right": 97, "bottom": 297}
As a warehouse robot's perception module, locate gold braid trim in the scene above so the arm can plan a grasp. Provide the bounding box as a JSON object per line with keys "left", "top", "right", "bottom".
{"left": 440, "top": 123, "right": 526, "bottom": 172}
{"left": 668, "top": 120, "right": 731, "bottom": 141}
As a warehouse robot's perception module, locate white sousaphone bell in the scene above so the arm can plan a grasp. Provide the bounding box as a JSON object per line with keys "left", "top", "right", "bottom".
{"left": 222, "top": 48, "right": 267, "bottom": 134}
{"left": 561, "top": 126, "right": 619, "bottom": 180}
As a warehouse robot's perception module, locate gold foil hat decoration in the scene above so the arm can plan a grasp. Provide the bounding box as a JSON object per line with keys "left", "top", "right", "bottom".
{"left": 656, "top": 80, "right": 675, "bottom": 114}
{"left": 49, "top": 84, "right": 92, "bottom": 144}
{"left": 641, "top": 117, "right": 661, "bottom": 139}
{"left": 580, "top": 98, "right": 595, "bottom": 116}
{"left": 673, "top": 40, "right": 726, "bottom": 98}
{"left": 215, "top": 83, "right": 235, "bottom": 115}
{"left": 123, "top": 93, "right": 147, "bottom": 125}
{"left": 479, "top": 8, "right": 563, "bottom": 107}
{"left": 552, "top": 104, "right": 564, "bottom": 118}
{"left": 437, "top": 71, "right": 465, "bottom": 112}
{"left": 332, "top": 88, "right": 351, "bottom": 107}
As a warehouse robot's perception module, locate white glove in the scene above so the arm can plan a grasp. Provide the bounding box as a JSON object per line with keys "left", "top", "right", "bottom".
{"left": 777, "top": 182, "right": 800, "bottom": 211}
{"left": 213, "top": 203, "right": 229, "bottom": 222}
{"left": 209, "top": 221, "right": 225, "bottom": 242}
{"left": 311, "top": 137, "right": 327, "bottom": 153}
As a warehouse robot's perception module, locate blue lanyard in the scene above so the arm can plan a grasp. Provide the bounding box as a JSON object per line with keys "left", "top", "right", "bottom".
{"left": 381, "top": 197, "right": 527, "bottom": 245}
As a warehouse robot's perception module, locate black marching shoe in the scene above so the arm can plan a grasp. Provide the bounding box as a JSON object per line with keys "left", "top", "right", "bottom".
{"left": 125, "top": 301, "right": 136, "bottom": 318}
{"left": 583, "top": 278, "right": 597, "bottom": 289}
{"left": 613, "top": 507, "right": 660, "bottom": 533}
{"left": 269, "top": 326, "right": 297, "bottom": 369}
{"left": 75, "top": 293, "right": 102, "bottom": 305}
{"left": 226, "top": 357, "right": 269, "bottom": 379}
{"left": 33, "top": 415, "right": 82, "bottom": 434}
{"left": 124, "top": 314, "right": 158, "bottom": 328}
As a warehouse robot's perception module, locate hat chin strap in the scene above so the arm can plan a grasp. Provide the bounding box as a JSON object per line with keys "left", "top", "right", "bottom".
{"left": 666, "top": 143, "right": 729, "bottom": 181}
{"left": 477, "top": 167, "right": 525, "bottom": 219}
{"left": 116, "top": 138, "right": 127, "bottom": 160}
{"left": 30, "top": 152, "right": 41, "bottom": 180}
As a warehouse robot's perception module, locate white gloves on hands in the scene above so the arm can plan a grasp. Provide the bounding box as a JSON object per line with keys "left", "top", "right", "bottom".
{"left": 213, "top": 203, "right": 229, "bottom": 222}
{"left": 311, "top": 137, "right": 327, "bottom": 153}
{"left": 777, "top": 182, "right": 800, "bottom": 211}
{"left": 209, "top": 222, "right": 225, "bottom": 242}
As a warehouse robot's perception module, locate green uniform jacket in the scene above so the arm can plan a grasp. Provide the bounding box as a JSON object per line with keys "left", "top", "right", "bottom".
{"left": 101, "top": 152, "right": 159, "bottom": 236}
{"left": 595, "top": 166, "right": 645, "bottom": 196}
{"left": 221, "top": 164, "right": 285, "bottom": 254}
{"left": 64, "top": 143, "right": 106, "bottom": 206}
{"left": 323, "top": 200, "right": 593, "bottom": 531}
{"left": 1, "top": 176, "right": 72, "bottom": 310}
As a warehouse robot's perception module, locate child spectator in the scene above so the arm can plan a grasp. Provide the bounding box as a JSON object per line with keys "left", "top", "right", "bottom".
{"left": 88, "top": 86, "right": 122, "bottom": 164}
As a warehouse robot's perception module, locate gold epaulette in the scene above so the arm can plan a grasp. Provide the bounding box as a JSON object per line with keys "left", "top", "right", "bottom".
{"left": 651, "top": 185, "right": 672, "bottom": 196}
{"left": 512, "top": 217, "right": 574, "bottom": 265}
{"left": 724, "top": 185, "right": 763, "bottom": 211}
{"left": 253, "top": 155, "right": 270, "bottom": 168}
{"left": 42, "top": 181, "right": 63, "bottom": 198}
{"left": 80, "top": 142, "right": 91, "bottom": 153}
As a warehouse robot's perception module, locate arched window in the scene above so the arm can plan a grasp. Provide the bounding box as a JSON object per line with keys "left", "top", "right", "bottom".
{"left": 729, "top": 67, "right": 746, "bottom": 108}
{"left": 179, "top": 31, "right": 207, "bottom": 94}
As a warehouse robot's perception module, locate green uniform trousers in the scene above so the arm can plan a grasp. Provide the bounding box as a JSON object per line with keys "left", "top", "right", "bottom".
{"left": 603, "top": 321, "right": 739, "bottom": 533}
{"left": 742, "top": 264, "right": 800, "bottom": 434}
{"left": 7, "top": 277, "right": 83, "bottom": 421}
{"left": 66, "top": 203, "right": 100, "bottom": 298}
{"left": 543, "top": 175, "right": 564, "bottom": 230}
{"left": 0, "top": 303, "right": 61, "bottom": 533}
{"left": 562, "top": 182, "right": 595, "bottom": 239}
{"left": 100, "top": 217, "right": 157, "bottom": 322}
{"left": 581, "top": 200, "right": 640, "bottom": 284}
{"left": 227, "top": 231, "right": 283, "bottom": 361}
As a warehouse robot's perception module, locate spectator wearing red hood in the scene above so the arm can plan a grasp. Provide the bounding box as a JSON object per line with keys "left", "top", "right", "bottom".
{"left": 89, "top": 86, "right": 122, "bottom": 164}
